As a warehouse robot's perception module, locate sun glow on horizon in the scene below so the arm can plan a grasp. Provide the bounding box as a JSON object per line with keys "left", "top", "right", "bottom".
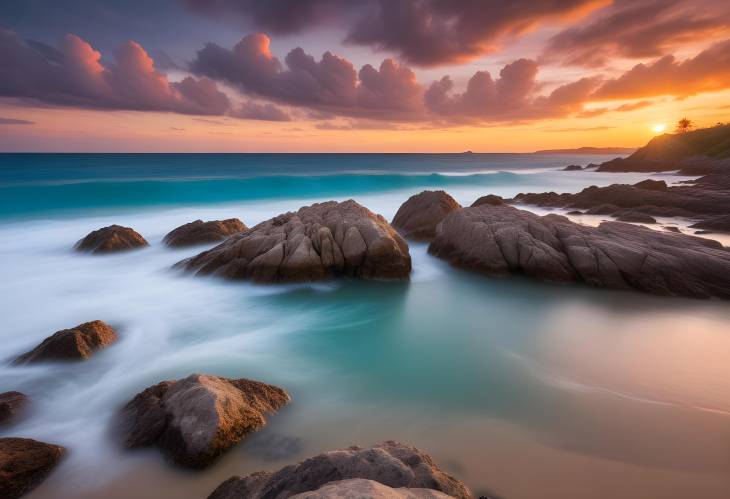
{"left": 652, "top": 123, "right": 667, "bottom": 133}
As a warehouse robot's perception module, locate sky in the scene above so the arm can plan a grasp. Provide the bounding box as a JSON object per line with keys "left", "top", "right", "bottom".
{"left": 1, "top": 0, "right": 729, "bottom": 152}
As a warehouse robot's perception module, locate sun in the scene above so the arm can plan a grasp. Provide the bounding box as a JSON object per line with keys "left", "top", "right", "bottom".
{"left": 652, "top": 123, "right": 667, "bottom": 133}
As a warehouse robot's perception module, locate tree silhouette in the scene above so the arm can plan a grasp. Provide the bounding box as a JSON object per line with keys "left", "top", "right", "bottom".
{"left": 675, "top": 118, "right": 693, "bottom": 133}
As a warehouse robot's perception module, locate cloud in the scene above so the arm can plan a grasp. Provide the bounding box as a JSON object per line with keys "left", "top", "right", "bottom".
{"left": 0, "top": 29, "right": 231, "bottom": 115}
{"left": 190, "top": 34, "right": 425, "bottom": 119}
{"left": 544, "top": 0, "right": 730, "bottom": 67}
{"left": 233, "top": 101, "right": 292, "bottom": 121}
{"left": 545, "top": 125, "right": 615, "bottom": 132}
{"left": 592, "top": 39, "right": 730, "bottom": 99}
{"left": 0, "top": 117, "right": 34, "bottom": 125}
{"left": 183, "top": 0, "right": 608, "bottom": 66}
{"left": 614, "top": 100, "right": 652, "bottom": 112}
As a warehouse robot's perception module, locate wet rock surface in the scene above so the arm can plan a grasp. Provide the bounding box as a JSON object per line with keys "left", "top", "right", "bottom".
{"left": 288, "top": 478, "right": 456, "bottom": 498}
{"left": 0, "top": 437, "right": 65, "bottom": 499}
{"left": 0, "top": 392, "right": 29, "bottom": 426}
{"left": 208, "top": 440, "right": 472, "bottom": 499}
{"left": 163, "top": 219, "right": 247, "bottom": 247}
{"left": 75, "top": 225, "right": 148, "bottom": 253}
{"left": 178, "top": 200, "right": 411, "bottom": 283}
{"left": 428, "top": 204, "right": 730, "bottom": 299}
{"left": 13, "top": 320, "right": 118, "bottom": 364}
{"left": 392, "top": 191, "right": 462, "bottom": 241}
{"left": 116, "top": 374, "right": 290, "bottom": 469}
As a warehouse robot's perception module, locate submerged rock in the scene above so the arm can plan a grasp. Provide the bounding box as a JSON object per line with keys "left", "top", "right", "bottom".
{"left": 428, "top": 204, "right": 730, "bottom": 299}
{"left": 178, "top": 200, "right": 411, "bottom": 283}
{"left": 75, "top": 225, "right": 148, "bottom": 253}
{"left": 690, "top": 215, "right": 730, "bottom": 232}
{"left": 208, "top": 440, "right": 472, "bottom": 499}
{"left": 562, "top": 164, "right": 583, "bottom": 171}
{"left": 116, "top": 374, "right": 289, "bottom": 469}
{"left": 392, "top": 191, "right": 462, "bottom": 241}
{"left": 163, "top": 219, "right": 247, "bottom": 247}
{"left": 13, "top": 320, "right": 118, "bottom": 364}
{"left": 0, "top": 437, "right": 65, "bottom": 499}
{"left": 471, "top": 195, "right": 504, "bottom": 207}
{"left": 288, "top": 478, "right": 455, "bottom": 498}
{"left": 0, "top": 392, "right": 29, "bottom": 426}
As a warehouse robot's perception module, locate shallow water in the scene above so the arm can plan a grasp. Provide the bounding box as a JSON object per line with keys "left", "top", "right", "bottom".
{"left": 1, "top": 154, "right": 729, "bottom": 499}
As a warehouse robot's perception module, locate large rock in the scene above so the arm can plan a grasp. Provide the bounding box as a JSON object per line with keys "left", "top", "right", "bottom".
{"left": 289, "top": 478, "right": 455, "bottom": 498}
{"left": 208, "top": 440, "right": 472, "bottom": 499}
{"left": 13, "top": 320, "right": 118, "bottom": 364}
{"left": 392, "top": 191, "right": 462, "bottom": 241}
{"left": 471, "top": 195, "right": 504, "bottom": 207}
{"left": 0, "top": 392, "right": 29, "bottom": 426}
{"left": 178, "top": 200, "right": 411, "bottom": 283}
{"left": 690, "top": 214, "right": 730, "bottom": 232}
{"left": 428, "top": 204, "right": 730, "bottom": 299}
{"left": 612, "top": 209, "right": 657, "bottom": 224}
{"left": 164, "top": 219, "right": 247, "bottom": 248}
{"left": 75, "top": 225, "right": 148, "bottom": 253}
{"left": 116, "top": 374, "right": 290, "bottom": 469}
{"left": 0, "top": 438, "right": 65, "bottom": 499}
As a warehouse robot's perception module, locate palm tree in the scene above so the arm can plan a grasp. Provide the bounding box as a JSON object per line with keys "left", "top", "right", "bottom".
{"left": 675, "top": 118, "right": 693, "bottom": 133}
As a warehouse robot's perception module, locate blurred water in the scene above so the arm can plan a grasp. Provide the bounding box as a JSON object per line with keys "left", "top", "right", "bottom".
{"left": 0, "top": 154, "right": 728, "bottom": 499}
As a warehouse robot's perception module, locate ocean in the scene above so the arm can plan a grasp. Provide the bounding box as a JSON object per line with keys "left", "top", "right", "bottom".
{"left": 1, "top": 153, "right": 729, "bottom": 499}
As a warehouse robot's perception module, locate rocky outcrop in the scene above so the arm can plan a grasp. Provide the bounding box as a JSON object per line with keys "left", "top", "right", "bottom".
{"left": 612, "top": 210, "right": 657, "bottom": 224}
{"left": 164, "top": 219, "right": 247, "bottom": 247}
{"left": 116, "top": 374, "right": 289, "bottom": 469}
{"left": 428, "top": 204, "right": 730, "bottom": 299}
{"left": 471, "top": 195, "right": 504, "bottom": 207}
{"left": 288, "top": 478, "right": 455, "bottom": 498}
{"left": 0, "top": 392, "right": 29, "bottom": 426}
{"left": 13, "top": 320, "right": 118, "bottom": 364}
{"left": 178, "top": 200, "right": 411, "bottom": 283}
{"left": 208, "top": 440, "right": 472, "bottom": 499}
{"left": 392, "top": 191, "right": 462, "bottom": 241}
{"left": 0, "top": 438, "right": 65, "bottom": 499}
{"left": 562, "top": 164, "right": 583, "bottom": 171}
{"left": 75, "top": 225, "right": 148, "bottom": 253}
{"left": 690, "top": 215, "right": 730, "bottom": 232}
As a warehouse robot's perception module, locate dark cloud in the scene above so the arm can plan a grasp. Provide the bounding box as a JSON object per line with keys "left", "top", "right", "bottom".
{"left": 592, "top": 39, "right": 730, "bottom": 99}
{"left": 233, "top": 101, "right": 292, "bottom": 121}
{"left": 0, "top": 29, "right": 231, "bottom": 115}
{"left": 0, "top": 117, "right": 34, "bottom": 125}
{"left": 545, "top": 0, "right": 730, "bottom": 67}
{"left": 183, "top": 0, "right": 608, "bottom": 66}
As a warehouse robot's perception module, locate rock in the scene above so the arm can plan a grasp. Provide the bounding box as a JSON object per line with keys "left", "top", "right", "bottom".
{"left": 562, "top": 164, "right": 583, "bottom": 171}
{"left": 566, "top": 210, "right": 583, "bottom": 215}
{"left": 208, "top": 440, "right": 472, "bottom": 499}
{"left": 178, "top": 200, "right": 411, "bottom": 283}
{"left": 13, "top": 320, "right": 118, "bottom": 364}
{"left": 428, "top": 204, "right": 730, "bottom": 299}
{"left": 612, "top": 210, "right": 657, "bottom": 224}
{"left": 690, "top": 215, "right": 730, "bottom": 232}
{"left": 288, "top": 478, "right": 455, "bottom": 498}
{"left": 392, "top": 191, "right": 462, "bottom": 241}
{"left": 0, "top": 392, "right": 29, "bottom": 426}
{"left": 471, "top": 195, "right": 504, "bottom": 207}
{"left": 163, "top": 219, "right": 247, "bottom": 248}
{"left": 633, "top": 179, "right": 668, "bottom": 191}
{"left": 0, "top": 438, "right": 65, "bottom": 499}
{"left": 75, "top": 225, "right": 148, "bottom": 253}
{"left": 116, "top": 374, "right": 290, "bottom": 469}
{"left": 664, "top": 226, "right": 682, "bottom": 233}
{"left": 585, "top": 204, "right": 620, "bottom": 215}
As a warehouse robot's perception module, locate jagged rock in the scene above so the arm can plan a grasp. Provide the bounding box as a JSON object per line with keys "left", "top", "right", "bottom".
{"left": 562, "top": 164, "right": 583, "bottom": 171}
{"left": 633, "top": 179, "right": 668, "bottom": 191}
{"left": 585, "top": 204, "right": 619, "bottom": 215}
{"left": 288, "top": 478, "right": 455, "bottom": 498}
{"left": 664, "top": 226, "right": 682, "bottom": 233}
{"left": 164, "top": 219, "right": 247, "bottom": 247}
{"left": 0, "top": 438, "right": 65, "bottom": 499}
{"left": 13, "top": 320, "right": 118, "bottom": 364}
{"left": 613, "top": 210, "right": 657, "bottom": 224}
{"left": 0, "top": 392, "right": 29, "bottom": 426}
{"left": 75, "top": 225, "right": 148, "bottom": 253}
{"left": 428, "top": 204, "right": 730, "bottom": 299}
{"left": 116, "top": 374, "right": 289, "bottom": 469}
{"left": 392, "top": 191, "right": 462, "bottom": 241}
{"left": 471, "top": 195, "right": 504, "bottom": 207}
{"left": 208, "top": 441, "right": 472, "bottom": 499}
{"left": 178, "top": 200, "right": 411, "bottom": 283}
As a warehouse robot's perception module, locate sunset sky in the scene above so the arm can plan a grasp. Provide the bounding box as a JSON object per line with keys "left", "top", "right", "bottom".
{"left": 1, "top": 0, "right": 730, "bottom": 152}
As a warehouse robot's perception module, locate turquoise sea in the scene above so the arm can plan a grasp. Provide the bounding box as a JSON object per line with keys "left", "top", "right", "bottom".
{"left": 1, "top": 153, "right": 729, "bottom": 499}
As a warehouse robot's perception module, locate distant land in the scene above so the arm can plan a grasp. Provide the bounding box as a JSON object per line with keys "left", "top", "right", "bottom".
{"left": 533, "top": 147, "right": 637, "bottom": 155}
